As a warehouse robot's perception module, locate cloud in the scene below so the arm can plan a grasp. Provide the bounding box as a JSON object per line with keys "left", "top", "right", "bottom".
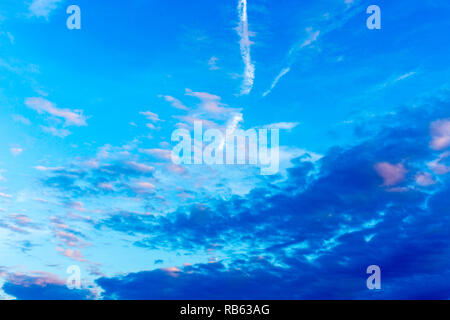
{"left": 41, "top": 126, "right": 71, "bottom": 138}
{"left": 374, "top": 162, "right": 407, "bottom": 186}
{"left": 296, "top": 28, "right": 320, "bottom": 50}
{"left": 185, "top": 89, "right": 231, "bottom": 115}
{"left": 139, "top": 111, "right": 162, "bottom": 122}
{"left": 430, "top": 119, "right": 450, "bottom": 150}
{"left": 0, "top": 192, "right": 12, "bottom": 199}
{"left": 262, "top": 68, "right": 290, "bottom": 97}
{"left": 415, "top": 172, "right": 436, "bottom": 187}
{"left": 2, "top": 272, "right": 92, "bottom": 300}
{"left": 261, "top": 122, "right": 299, "bottom": 131}
{"left": 56, "top": 247, "right": 85, "bottom": 262}
{"left": 25, "top": 97, "right": 87, "bottom": 126}
{"left": 133, "top": 182, "right": 156, "bottom": 194}
{"left": 208, "top": 56, "right": 219, "bottom": 71}
{"left": 394, "top": 71, "right": 417, "bottom": 82}
{"left": 93, "top": 98, "right": 450, "bottom": 299}
{"left": 159, "top": 95, "right": 189, "bottom": 111}
{"left": 237, "top": 0, "right": 255, "bottom": 95}
{"left": 140, "top": 148, "right": 172, "bottom": 161}
{"left": 263, "top": 2, "right": 363, "bottom": 96}
{"left": 10, "top": 147, "right": 23, "bottom": 156}
{"left": 12, "top": 114, "right": 31, "bottom": 125}
{"left": 29, "top": 0, "right": 63, "bottom": 19}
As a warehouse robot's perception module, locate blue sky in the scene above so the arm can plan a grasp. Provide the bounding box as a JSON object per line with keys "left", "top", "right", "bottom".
{"left": 0, "top": 0, "right": 450, "bottom": 299}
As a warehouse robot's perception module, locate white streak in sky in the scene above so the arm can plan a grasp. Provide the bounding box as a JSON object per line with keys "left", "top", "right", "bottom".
{"left": 263, "top": 68, "right": 290, "bottom": 97}
{"left": 263, "top": 0, "right": 364, "bottom": 97}
{"left": 237, "top": 0, "right": 255, "bottom": 95}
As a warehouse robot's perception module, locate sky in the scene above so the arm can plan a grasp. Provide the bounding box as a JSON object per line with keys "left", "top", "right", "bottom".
{"left": 0, "top": 0, "right": 449, "bottom": 299}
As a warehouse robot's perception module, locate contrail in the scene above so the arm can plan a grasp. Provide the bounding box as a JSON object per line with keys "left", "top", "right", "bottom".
{"left": 237, "top": 0, "right": 255, "bottom": 95}
{"left": 263, "top": 67, "right": 290, "bottom": 97}
{"left": 263, "top": 1, "right": 364, "bottom": 97}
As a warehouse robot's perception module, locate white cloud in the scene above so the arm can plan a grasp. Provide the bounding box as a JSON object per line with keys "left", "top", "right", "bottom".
{"left": 208, "top": 56, "right": 220, "bottom": 71}
{"left": 159, "top": 95, "right": 189, "bottom": 110}
{"left": 0, "top": 192, "right": 12, "bottom": 199}
{"left": 237, "top": 0, "right": 255, "bottom": 95}
{"left": 29, "top": 0, "right": 63, "bottom": 19}
{"left": 263, "top": 68, "right": 290, "bottom": 97}
{"left": 41, "top": 126, "right": 71, "bottom": 138}
{"left": 263, "top": 2, "right": 363, "bottom": 97}
{"left": 10, "top": 147, "right": 23, "bottom": 156}
{"left": 25, "top": 97, "right": 87, "bottom": 126}
{"left": 262, "top": 122, "right": 300, "bottom": 131}
{"left": 140, "top": 111, "right": 162, "bottom": 122}
{"left": 12, "top": 114, "right": 31, "bottom": 125}
{"left": 394, "top": 71, "right": 416, "bottom": 82}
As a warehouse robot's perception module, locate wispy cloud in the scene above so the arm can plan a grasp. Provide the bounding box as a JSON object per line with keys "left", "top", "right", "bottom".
{"left": 261, "top": 122, "right": 300, "bottom": 131}
{"left": 263, "top": 2, "right": 363, "bottom": 96}
{"left": 41, "top": 126, "right": 71, "bottom": 138}
{"left": 10, "top": 147, "right": 23, "bottom": 156}
{"left": 208, "top": 56, "right": 220, "bottom": 71}
{"left": 263, "top": 68, "right": 290, "bottom": 97}
{"left": 29, "top": 0, "right": 63, "bottom": 19}
{"left": 12, "top": 114, "right": 31, "bottom": 125}
{"left": 25, "top": 97, "right": 87, "bottom": 126}
{"left": 237, "top": 0, "right": 255, "bottom": 95}
{"left": 158, "top": 95, "right": 189, "bottom": 111}
{"left": 139, "top": 111, "right": 162, "bottom": 122}
{"left": 0, "top": 192, "right": 12, "bottom": 199}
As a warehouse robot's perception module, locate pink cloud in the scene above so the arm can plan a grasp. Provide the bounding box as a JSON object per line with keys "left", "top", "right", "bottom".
{"left": 430, "top": 119, "right": 450, "bottom": 150}
{"left": 185, "top": 89, "right": 230, "bottom": 114}
{"left": 10, "top": 147, "right": 23, "bottom": 156}
{"left": 374, "top": 162, "right": 407, "bottom": 186}
{"left": 41, "top": 125, "right": 71, "bottom": 138}
{"left": 133, "top": 181, "right": 155, "bottom": 193}
{"left": 98, "top": 182, "right": 114, "bottom": 191}
{"left": 126, "top": 161, "right": 154, "bottom": 173}
{"left": 415, "top": 172, "right": 436, "bottom": 187}
{"left": 139, "top": 111, "right": 161, "bottom": 122}
{"left": 166, "top": 164, "right": 187, "bottom": 175}
{"left": 7, "top": 271, "right": 65, "bottom": 287}
{"left": 428, "top": 151, "right": 450, "bottom": 175}
{"left": 162, "top": 267, "right": 182, "bottom": 278}
{"left": 0, "top": 192, "right": 12, "bottom": 199}
{"left": 25, "top": 97, "right": 87, "bottom": 126}
{"left": 57, "top": 247, "right": 85, "bottom": 262}
{"left": 11, "top": 214, "right": 31, "bottom": 226}
{"left": 159, "top": 95, "right": 189, "bottom": 110}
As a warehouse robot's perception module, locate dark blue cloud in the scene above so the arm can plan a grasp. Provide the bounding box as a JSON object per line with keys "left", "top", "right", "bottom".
{"left": 3, "top": 281, "right": 92, "bottom": 300}
{"left": 94, "top": 98, "right": 450, "bottom": 299}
